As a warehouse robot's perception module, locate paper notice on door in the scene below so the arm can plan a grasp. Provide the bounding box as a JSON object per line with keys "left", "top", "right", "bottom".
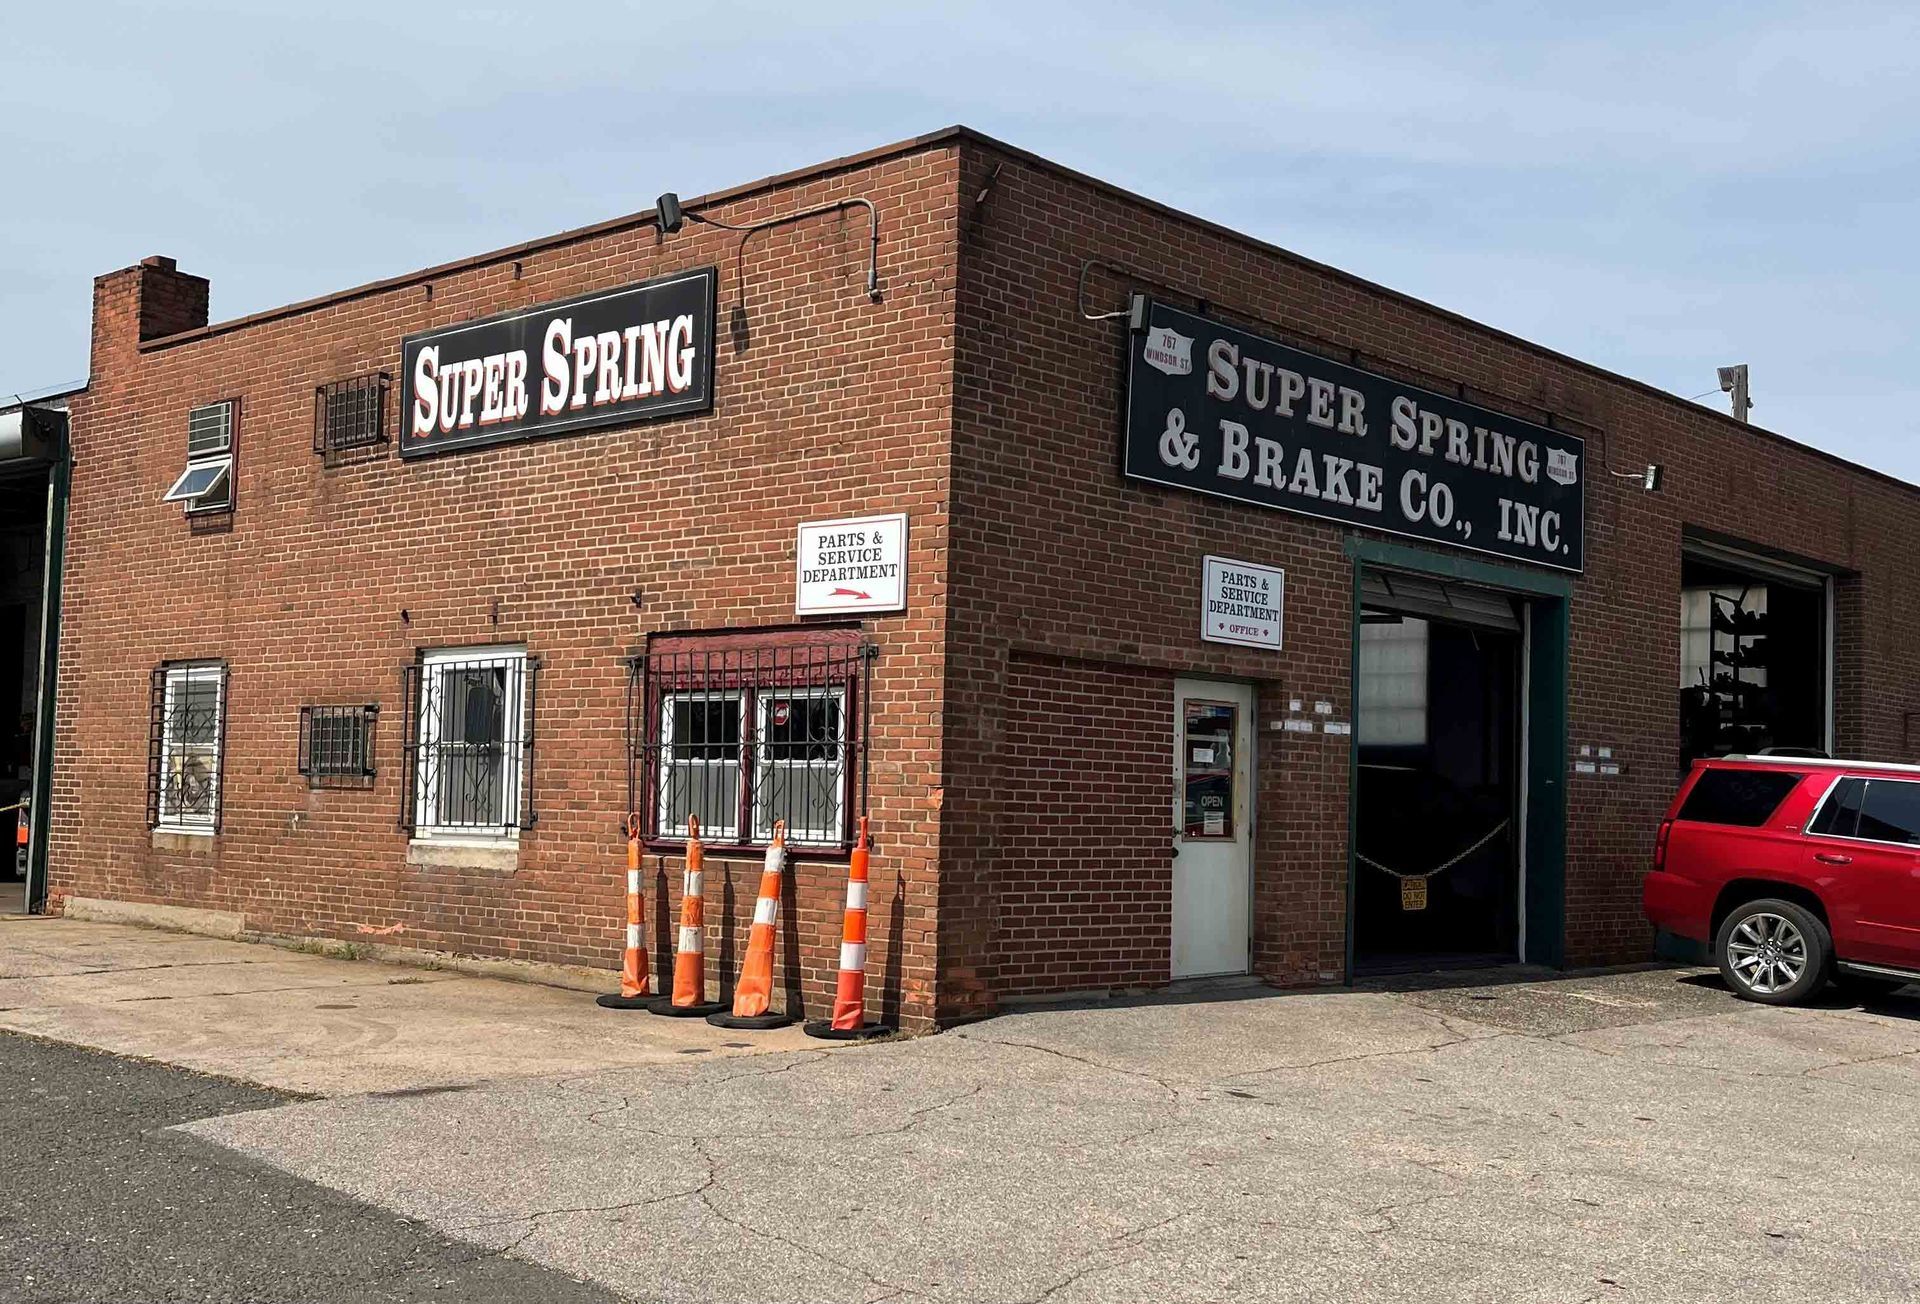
{"left": 1203, "top": 813, "right": 1226, "bottom": 836}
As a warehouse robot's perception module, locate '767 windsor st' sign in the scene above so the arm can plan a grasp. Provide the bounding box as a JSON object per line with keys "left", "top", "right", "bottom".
{"left": 1124, "top": 302, "right": 1585, "bottom": 573}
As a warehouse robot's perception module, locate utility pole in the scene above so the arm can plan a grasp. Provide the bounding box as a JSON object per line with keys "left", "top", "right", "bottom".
{"left": 1716, "top": 365, "right": 1752, "bottom": 423}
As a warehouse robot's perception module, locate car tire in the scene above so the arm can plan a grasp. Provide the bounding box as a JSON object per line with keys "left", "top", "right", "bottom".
{"left": 1715, "top": 898, "right": 1830, "bottom": 1005}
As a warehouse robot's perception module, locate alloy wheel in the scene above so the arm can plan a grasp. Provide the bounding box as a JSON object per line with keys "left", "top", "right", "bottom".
{"left": 1726, "top": 912, "right": 1807, "bottom": 995}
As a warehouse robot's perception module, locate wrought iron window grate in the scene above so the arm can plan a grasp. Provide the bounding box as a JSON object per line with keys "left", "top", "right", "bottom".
{"left": 147, "top": 660, "right": 229, "bottom": 831}
{"left": 314, "top": 372, "right": 389, "bottom": 456}
{"left": 400, "top": 650, "right": 538, "bottom": 836}
{"left": 627, "top": 638, "right": 873, "bottom": 849}
{"left": 299, "top": 704, "right": 379, "bottom": 787}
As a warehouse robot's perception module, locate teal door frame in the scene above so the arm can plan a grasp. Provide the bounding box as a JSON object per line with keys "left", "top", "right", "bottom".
{"left": 25, "top": 428, "right": 69, "bottom": 914}
{"left": 1344, "top": 536, "right": 1571, "bottom": 975}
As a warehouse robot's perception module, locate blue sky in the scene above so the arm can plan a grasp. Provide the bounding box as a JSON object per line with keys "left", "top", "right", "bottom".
{"left": 5, "top": 2, "right": 1916, "bottom": 482}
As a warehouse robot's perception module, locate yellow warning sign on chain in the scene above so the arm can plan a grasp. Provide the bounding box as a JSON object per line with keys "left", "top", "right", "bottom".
{"left": 1400, "top": 878, "right": 1428, "bottom": 911}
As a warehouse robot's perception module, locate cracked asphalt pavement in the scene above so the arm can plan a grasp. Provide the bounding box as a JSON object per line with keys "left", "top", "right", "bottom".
{"left": 0, "top": 1031, "right": 621, "bottom": 1304}
{"left": 175, "top": 964, "right": 1920, "bottom": 1303}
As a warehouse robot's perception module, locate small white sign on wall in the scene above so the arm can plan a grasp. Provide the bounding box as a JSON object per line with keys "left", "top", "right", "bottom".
{"left": 796, "top": 513, "right": 908, "bottom": 616}
{"left": 1201, "top": 555, "right": 1284, "bottom": 651}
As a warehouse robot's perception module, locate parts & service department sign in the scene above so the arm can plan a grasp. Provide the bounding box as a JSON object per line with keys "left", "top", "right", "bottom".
{"left": 1124, "top": 302, "right": 1585, "bottom": 572}
{"left": 401, "top": 267, "right": 716, "bottom": 458}
{"left": 795, "top": 513, "right": 907, "bottom": 615}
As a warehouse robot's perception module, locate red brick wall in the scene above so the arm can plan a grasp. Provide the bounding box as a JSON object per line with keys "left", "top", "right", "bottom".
{"left": 55, "top": 144, "right": 961, "bottom": 1030}
{"left": 992, "top": 652, "right": 1171, "bottom": 994}
{"left": 945, "top": 135, "right": 1920, "bottom": 1008}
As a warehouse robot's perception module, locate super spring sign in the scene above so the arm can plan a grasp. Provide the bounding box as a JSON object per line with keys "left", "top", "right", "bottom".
{"left": 1124, "top": 303, "right": 1585, "bottom": 572}
{"left": 400, "top": 267, "right": 715, "bottom": 458}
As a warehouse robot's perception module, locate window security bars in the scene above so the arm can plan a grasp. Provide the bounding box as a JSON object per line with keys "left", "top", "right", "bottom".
{"left": 627, "top": 640, "right": 873, "bottom": 849}
{"left": 400, "top": 650, "right": 537, "bottom": 837}
{"left": 147, "top": 661, "right": 228, "bottom": 831}
{"left": 299, "top": 704, "right": 379, "bottom": 787}
{"left": 314, "top": 373, "right": 389, "bottom": 456}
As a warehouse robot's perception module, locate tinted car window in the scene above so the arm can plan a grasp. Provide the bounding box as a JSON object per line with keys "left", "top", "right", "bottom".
{"left": 1857, "top": 780, "right": 1920, "bottom": 845}
{"left": 1676, "top": 769, "right": 1805, "bottom": 827}
{"left": 1807, "top": 777, "right": 1864, "bottom": 838}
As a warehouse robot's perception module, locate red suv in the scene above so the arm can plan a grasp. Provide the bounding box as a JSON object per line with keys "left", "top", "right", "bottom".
{"left": 1644, "top": 756, "right": 1920, "bottom": 1004}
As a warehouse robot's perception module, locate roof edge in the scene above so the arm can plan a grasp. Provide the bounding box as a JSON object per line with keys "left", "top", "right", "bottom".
{"left": 134, "top": 127, "right": 970, "bottom": 354}
{"left": 945, "top": 126, "right": 1920, "bottom": 502}
{"left": 125, "top": 121, "right": 1915, "bottom": 500}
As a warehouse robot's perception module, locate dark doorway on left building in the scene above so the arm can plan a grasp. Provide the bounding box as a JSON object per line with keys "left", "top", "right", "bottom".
{"left": 0, "top": 397, "right": 72, "bottom": 916}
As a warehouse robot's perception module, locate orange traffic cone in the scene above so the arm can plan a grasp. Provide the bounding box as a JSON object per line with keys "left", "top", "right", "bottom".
{"left": 806, "top": 817, "right": 893, "bottom": 1040}
{"left": 596, "top": 817, "right": 656, "bottom": 1010}
{"left": 708, "top": 821, "right": 795, "bottom": 1029}
{"left": 648, "top": 815, "right": 726, "bottom": 1017}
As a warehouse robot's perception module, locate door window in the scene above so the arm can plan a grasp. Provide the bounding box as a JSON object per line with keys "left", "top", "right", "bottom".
{"left": 1182, "top": 700, "right": 1237, "bottom": 838}
{"left": 1857, "top": 779, "right": 1920, "bottom": 846}
{"left": 1807, "top": 777, "right": 1864, "bottom": 838}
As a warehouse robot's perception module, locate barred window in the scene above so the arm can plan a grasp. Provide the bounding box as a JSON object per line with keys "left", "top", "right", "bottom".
{"left": 314, "top": 373, "right": 389, "bottom": 456}
{"left": 629, "top": 633, "right": 871, "bottom": 850}
{"left": 401, "top": 647, "right": 536, "bottom": 838}
{"left": 299, "top": 704, "right": 379, "bottom": 786}
{"left": 147, "top": 661, "right": 228, "bottom": 831}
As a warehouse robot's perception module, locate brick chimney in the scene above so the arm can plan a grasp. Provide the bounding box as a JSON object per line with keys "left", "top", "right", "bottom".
{"left": 89, "top": 256, "right": 211, "bottom": 380}
{"left": 131, "top": 256, "right": 210, "bottom": 342}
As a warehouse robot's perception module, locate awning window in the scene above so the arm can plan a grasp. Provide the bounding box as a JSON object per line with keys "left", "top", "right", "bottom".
{"left": 162, "top": 456, "right": 232, "bottom": 510}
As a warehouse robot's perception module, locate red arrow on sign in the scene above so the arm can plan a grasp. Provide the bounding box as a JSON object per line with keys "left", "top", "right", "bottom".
{"left": 830, "top": 587, "right": 872, "bottom": 600}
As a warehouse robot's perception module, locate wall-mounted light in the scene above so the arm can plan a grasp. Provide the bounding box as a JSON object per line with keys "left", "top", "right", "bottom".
{"left": 651, "top": 189, "right": 880, "bottom": 299}
{"left": 1610, "top": 462, "right": 1662, "bottom": 493}
{"left": 655, "top": 192, "right": 685, "bottom": 236}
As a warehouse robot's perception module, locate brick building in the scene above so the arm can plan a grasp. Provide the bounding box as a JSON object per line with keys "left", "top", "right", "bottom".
{"left": 48, "top": 127, "right": 1920, "bottom": 1029}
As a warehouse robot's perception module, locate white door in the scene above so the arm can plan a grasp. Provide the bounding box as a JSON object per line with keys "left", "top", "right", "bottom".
{"left": 1172, "top": 678, "right": 1254, "bottom": 977}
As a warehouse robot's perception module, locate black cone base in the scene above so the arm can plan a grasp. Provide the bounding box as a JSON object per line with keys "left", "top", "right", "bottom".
{"left": 647, "top": 996, "right": 728, "bottom": 1017}
{"left": 706, "top": 1010, "right": 796, "bottom": 1030}
{"left": 804, "top": 1020, "right": 895, "bottom": 1041}
{"left": 595, "top": 992, "right": 656, "bottom": 1010}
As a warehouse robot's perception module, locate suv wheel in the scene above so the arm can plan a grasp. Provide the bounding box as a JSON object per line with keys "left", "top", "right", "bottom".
{"left": 1715, "top": 898, "right": 1830, "bottom": 1005}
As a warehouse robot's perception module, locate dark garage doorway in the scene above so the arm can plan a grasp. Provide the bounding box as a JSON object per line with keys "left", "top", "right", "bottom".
{"left": 1679, "top": 540, "right": 1831, "bottom": 769}
{"left": 1353, "top": 571, "right": 1522, "bottom": 974}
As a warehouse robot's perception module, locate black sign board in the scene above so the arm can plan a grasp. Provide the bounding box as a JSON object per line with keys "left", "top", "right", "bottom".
{"left": 1124, "top": 302, "right": 1584, "bottom": 572}
{"left": 400, "top": 267, "right": 715, "bottom": 458}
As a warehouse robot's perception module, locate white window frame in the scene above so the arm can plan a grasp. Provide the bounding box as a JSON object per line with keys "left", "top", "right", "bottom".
{"left": 412, "top": 645, "right": 527, "bottom": 843}
{"left": 751, "top": 686, "right": 847, "bottom": 845}
{"left": 165, "top": 401, "right": 236, "bottom": 514}
{"left": 156, "top": 663, "right": 224, "bottom": 834}
{"left": 657, "top": 689, "right": 746, "bottom": 843}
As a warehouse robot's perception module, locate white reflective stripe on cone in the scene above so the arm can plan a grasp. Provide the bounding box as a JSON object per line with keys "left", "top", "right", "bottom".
{"left": 627, "top": 869, "right": 640, "bottom": 895}
{"left": 764, "top": 843, "right": 784, "bottom": 871}
{"left": 753, "top": 897, "right": 778, "bottom": 926}
{"left": 846, "top": 880, "right": 868, "bottom": 911}
{"left": 626, "top": 923, "right": 641, "bottom": 948}
{"left": 839, "top": 942, "right": 867, "bottom": 971}
{"left": 683, "top": 871, "right": 702, "bottom": 896}
{"left": 678, "top": 926, "right": 702, "bottom": 953}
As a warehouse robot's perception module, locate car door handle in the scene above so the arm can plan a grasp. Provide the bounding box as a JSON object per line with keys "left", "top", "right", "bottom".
{"left": 1815, "top": 853, "right": 1853, "bottom": 865}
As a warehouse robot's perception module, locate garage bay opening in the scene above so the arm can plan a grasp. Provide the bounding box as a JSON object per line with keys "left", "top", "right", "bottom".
{"left": 0, "top": 399, "right": 66, "bottom": 917}
{"left": 1679, "top": 539, "right": 1832, "bottom": 768}
{"left": 1354, "top": 571, "right": 1522, "bottom": 974}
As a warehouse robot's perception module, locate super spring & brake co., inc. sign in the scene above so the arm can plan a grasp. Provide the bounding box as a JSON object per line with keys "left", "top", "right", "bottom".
{"left": 401, "top": 267, "right": 716, "bottom": 458}
{"left": 1124, "top": 302, "right": 1585, "bottom": 572}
